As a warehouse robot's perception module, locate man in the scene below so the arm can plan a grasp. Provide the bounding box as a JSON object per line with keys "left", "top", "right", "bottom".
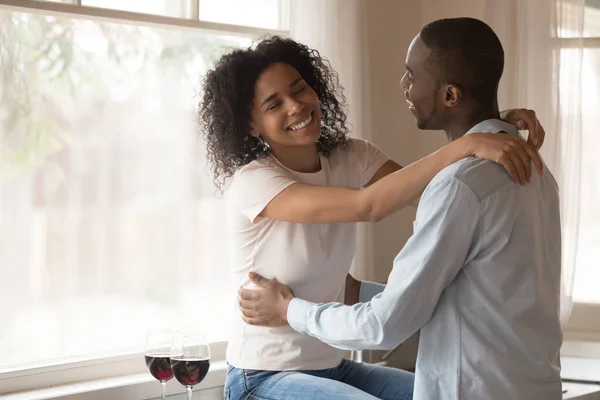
{"left": 238, "top": 18, "right": 563, "bottom": 399}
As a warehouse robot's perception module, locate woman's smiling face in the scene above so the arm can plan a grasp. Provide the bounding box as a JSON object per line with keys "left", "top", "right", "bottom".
{"left": 250, "top": 62, "right": 322, "bottom": 151}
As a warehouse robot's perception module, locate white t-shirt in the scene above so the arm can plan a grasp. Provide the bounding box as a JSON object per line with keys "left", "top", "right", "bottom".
{"left": 225, "top": 138, "right": 389, "bottom": 371}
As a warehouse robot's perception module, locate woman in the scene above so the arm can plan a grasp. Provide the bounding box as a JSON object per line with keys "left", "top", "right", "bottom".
{"left": 199, "top": 37, "right": 543, "bottom": 400}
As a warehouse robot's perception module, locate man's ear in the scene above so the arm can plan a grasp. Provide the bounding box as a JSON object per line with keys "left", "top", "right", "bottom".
{"left": 443, "top": 84, "right": 462, "bottom": 108}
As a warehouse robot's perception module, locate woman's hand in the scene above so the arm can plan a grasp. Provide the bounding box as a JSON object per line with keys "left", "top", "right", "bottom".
{"left": 500, "top": 108, "right": 545, "bottom": 150}
{"left": 463, "top": 133, "right": 544, "bottom": 185}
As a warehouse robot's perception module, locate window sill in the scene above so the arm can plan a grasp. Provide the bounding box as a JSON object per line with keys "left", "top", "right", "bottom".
{"left": 562, "top": 382, "right": 600, "bottom": 400}
{"left": 561, "top": 355, "right": 600, "bottom": 399}
{"left": 3, "top": 341, "right": 598, "bottom": 400}
{"left": 563, "top": 340, "right": 600, "bottom": 360}
{"left": 0, "top": 342, "right": 228, "bottom": 396}
{"left": 0, "top": 360, "right": 227, "bottom": 400}
{"left": 562, "top": 356, "right": 600, "bottom": 384}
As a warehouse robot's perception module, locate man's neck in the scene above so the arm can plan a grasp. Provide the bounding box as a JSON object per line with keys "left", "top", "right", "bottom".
{"left": 444, "top": 105, "right": 501, "bottom": 142}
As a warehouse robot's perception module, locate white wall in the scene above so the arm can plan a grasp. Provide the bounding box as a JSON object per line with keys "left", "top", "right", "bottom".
{"left": 363, "top": 0, "right": 422, "bottom": 285}
{"left": 421, "top": 0, "right": 485, "bottom": 21}
{"left": 362, "top": 0, "right": 488, "bottom": 369}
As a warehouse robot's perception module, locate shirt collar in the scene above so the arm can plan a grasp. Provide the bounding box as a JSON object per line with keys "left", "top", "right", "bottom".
{"left": 464, "top": 119, "right": 519, "bottom": 137}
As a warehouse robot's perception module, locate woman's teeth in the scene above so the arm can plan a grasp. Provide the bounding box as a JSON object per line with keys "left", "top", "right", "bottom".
{"left": 289, "top": 113, "right": 312, "bottom": 131}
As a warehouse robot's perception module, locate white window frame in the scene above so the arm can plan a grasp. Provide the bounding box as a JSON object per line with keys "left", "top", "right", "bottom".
{"left": 0, "top": 0, "right": 289, "bottom": 37}
{"left": 0, "top": 0, "right": 289, "bottom": 396}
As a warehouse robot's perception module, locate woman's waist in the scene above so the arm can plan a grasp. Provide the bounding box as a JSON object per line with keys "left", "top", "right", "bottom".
{"left": 228, "top": 323, "right": 341, "bottom": 355}
{"left": 229, "top": 322, "right": 312, "bottom": 344}
{"left": 226, "top": 324, "right": 345, "bottom": 370}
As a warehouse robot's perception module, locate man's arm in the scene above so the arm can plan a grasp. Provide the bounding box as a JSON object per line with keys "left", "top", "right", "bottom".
{"left": 286, "top": 176, "right": 481, "bottom": 350}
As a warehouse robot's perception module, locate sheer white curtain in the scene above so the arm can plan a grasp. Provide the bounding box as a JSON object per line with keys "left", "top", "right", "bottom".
{"left": 0, "top": 10, "right": 252, "bottom": 367}
{"left": 485, "top": 0, "right": 584, "bottom": 326}
{"left": 289, "top": 0, "right": 376, "bottom": 280}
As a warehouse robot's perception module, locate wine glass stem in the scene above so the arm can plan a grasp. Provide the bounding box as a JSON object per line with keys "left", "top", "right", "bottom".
{"left": 187, "top": 386, "right": 193, "bottom": 400}
{"left": 161, "top": 381, "right": 167, "bottom": 400}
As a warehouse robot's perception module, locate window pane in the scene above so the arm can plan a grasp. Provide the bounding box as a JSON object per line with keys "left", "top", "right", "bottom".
{"left": 200, "top": 0, "right": 287, "bottom": 30}
{"left": 0, "top": 9, "right": 250, "bottom": 369}
{"left": 572, "top": 48, "right": 600, "bottom": 303}
{"left": 584, "top": 1, "right": 600, "bottom": 37}
{"left": 82, "top": 0, "right": 186, "bottom": 18}
{"left": 557, "top": 1, "right": 600, "bottom": 38}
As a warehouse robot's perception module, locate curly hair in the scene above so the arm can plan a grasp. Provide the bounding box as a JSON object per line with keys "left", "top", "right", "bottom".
{"left": 199, "top": 36, "right": 350, "bottom": 189}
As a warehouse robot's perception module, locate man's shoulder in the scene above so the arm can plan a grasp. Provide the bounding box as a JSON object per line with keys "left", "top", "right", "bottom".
{"left": 429, "top": 157, "right": 513, "bottom": 201}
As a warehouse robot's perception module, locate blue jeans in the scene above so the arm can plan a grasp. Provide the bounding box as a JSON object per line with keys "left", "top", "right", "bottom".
{"left": 224, "top": 359, "right": 414, "bottom": 400}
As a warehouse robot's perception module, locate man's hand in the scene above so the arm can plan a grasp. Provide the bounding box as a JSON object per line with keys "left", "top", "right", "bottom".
{"left": 500, "top": 108, "right": 546, "bottom": 150}
{"left": 238, "top": 272, "right": 295, "bottom": 327}
{"left": 344, "top": 274, "right": 361, "bottom": 305}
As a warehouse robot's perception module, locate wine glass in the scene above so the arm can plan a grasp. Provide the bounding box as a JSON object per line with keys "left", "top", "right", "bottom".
{"left": 144, "top": 329, "right": 178, "bottom": 400}
{"left": 170, "top": 333, "right": 211, "bottom": 400}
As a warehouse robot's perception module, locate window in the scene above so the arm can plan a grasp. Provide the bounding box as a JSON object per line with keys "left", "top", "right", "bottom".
{"left": 573, "top": 47, "right": 600, "bottom": 304}
{"left": 0, "top": 0, "right": 288, "bottom": 394}
{"left": 559, "top": 0, "right": 600, "bottom": 338}
{"left": 199, "top": 0, "right": 288, "bottom": 30}
{"left": 82, "top": 0, "right": 187, "bottom": 18}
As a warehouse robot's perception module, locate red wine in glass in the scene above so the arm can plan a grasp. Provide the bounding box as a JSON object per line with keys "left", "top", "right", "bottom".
{"left": 170, "top": 333, "right": 211, "bottom": 400}
{"left": 170, "top": 357, "right": 210, "bottom": 387}
{"left": 145, "top": 329, "right": 178, "bottom": 400}
{"left": 145, "top": 354, "right": 175, "bottom": 382}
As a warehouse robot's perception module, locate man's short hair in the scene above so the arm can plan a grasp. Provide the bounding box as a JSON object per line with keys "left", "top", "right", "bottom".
{"left": 419, "top": 17, "right": 504, "bottom": 105}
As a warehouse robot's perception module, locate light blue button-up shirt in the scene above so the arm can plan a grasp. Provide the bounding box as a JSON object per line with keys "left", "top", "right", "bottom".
{"left": 288, "top": 120, "right": 563, "bottom": 399}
